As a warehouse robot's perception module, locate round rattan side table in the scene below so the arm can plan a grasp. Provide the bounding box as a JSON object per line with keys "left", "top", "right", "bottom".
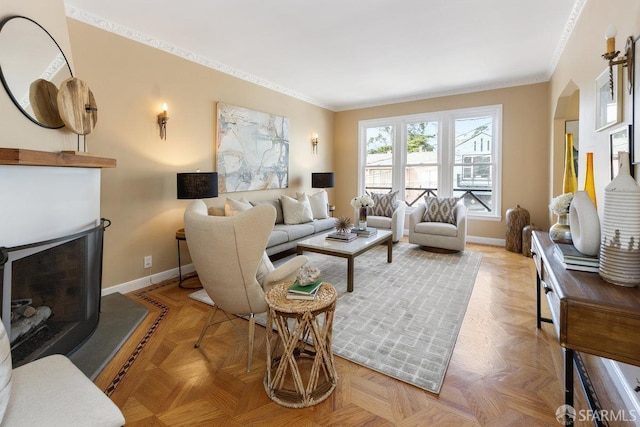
{"left": 263, "top": 281, "right": 338, "bottom": 408}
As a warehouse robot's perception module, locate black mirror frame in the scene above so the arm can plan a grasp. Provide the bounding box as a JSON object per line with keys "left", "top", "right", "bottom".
{"left": 0, "top": 15, "right": 73, "bottom": 129}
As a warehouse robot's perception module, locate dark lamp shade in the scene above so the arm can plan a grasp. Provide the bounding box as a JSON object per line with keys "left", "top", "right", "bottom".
{"left": 177, "top": 172, "right": 218, "bottom": 199}
{"left": 312, "top": 172, "right": 335, "bottom": 188}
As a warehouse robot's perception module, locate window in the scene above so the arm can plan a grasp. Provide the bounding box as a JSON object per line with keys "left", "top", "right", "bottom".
{"left": 358, "top": 105, "right": 502, "bottom": 220}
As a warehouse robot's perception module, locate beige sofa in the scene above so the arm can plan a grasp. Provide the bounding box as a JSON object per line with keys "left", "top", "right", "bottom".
{"left": 209, "top": 194, "right": 336, "bottom": 256}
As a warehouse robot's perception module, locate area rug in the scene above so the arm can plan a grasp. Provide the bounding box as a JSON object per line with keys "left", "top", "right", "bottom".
{"left": 189, "top": 243, "right": 482, "bottom": 394}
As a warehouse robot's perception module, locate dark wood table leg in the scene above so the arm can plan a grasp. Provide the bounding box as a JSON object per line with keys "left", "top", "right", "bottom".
{"left": 386, "top": 236, "right": 392, "bottom": 263}
{"left": 536, "top": 273, "right": 542, "bottom": 329}
{"left": 565, "top": 347, "right": 574, "bottom": 408}
{"left": 347, "top": 256, "right": 354, "bottom": 292}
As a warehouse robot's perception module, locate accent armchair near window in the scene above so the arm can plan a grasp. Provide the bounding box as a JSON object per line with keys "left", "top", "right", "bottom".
{"left": 365, "top": 191, "right": 406, "bottom": 242}
{"left": 367, "top": 202, "right": 406, "bottom": 242}
{"left": 408, "top": 200, "right": 467, "bottom": 252}
{"left": 184, "top": 200, "right": 308, "bottom": 372}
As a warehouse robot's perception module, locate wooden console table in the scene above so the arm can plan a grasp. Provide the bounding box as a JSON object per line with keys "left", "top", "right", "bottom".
{"left": 531, "top": 231, "right": 640, "bottom": 414}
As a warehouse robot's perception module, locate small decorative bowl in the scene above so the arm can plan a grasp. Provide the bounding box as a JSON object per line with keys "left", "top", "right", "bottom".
{"left": 296, "top": 265, "right": 321, "bottom": 286}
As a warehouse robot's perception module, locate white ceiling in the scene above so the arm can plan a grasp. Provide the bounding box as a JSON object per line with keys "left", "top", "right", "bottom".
{"left": 64, "top": 0, "right": 583, "bottom": 112}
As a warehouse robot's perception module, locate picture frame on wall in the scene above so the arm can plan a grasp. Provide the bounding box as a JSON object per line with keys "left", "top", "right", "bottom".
{"left": 216, "top": 103, "right": 290, "bottom": 193}
{"left": 633, "top": 36, "right": 640, "bottom": 164}
{"left": 596, "top": 67, "right": 622, "bottom": 132}
{"left": 610, "top": 124, "right": 633, "bottom": 179}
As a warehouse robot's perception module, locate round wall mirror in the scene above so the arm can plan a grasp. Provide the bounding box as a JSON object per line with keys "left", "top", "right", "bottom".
{"left": 0, "top": 16, "right": 73, "bottom": 128}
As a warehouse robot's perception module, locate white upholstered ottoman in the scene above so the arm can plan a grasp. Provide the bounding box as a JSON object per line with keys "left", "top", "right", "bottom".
{"left": 0, "top": 320, "right": 124, "bottom": 427}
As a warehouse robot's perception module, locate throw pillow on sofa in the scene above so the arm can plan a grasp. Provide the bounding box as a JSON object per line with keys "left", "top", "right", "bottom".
{"left": 296, "top": 191, "right": 329, "bottom": 219}
{"left": 252, "top": 199, "right": 284, "bottom": 224}
{"left": 224, "top": 197, "right": 252, "bottom": 216}
{"left": 208, "top": 206, "right": 225, "bottom": 217}
{"left": 368, "top": 191, "right": 399, "bottom": 217}
{"left": 423, "top": 196, "right": 457, "bottom": 224}
{"left": 256, "top": 252, "right": 274, "bottom": 286}
{"left": 281, "top": 194, "right": 313, "bottom": 224}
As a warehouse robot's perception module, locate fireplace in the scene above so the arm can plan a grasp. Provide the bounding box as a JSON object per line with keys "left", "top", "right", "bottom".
{"left": 0, "top": 219, "right": 109, "bottom": 367}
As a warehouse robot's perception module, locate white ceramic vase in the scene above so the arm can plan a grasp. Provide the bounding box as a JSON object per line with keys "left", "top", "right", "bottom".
{"left": 599, "top": 152, "right": 640, "bottom": 287}
{"left": 569, "top": 191, "right": 600, "bottom": 256}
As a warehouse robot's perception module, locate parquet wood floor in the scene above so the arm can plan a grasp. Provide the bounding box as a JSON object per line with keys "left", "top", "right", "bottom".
{"left": 94, "top": 243, "right": 627, "bottom": 426}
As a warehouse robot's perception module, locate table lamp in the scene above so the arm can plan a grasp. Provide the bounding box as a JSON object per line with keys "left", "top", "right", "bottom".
{"left": 312, "top": 172, "right": 335, "bottom": 216}
{"left": 176, "top": 171, "right": 218, "bottom": 288}
{"left": 177, "top": 172, "right": 218, "bottom": 199}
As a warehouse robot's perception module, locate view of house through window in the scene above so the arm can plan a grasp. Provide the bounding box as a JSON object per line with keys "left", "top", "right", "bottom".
{"left": 359, "top": 105, "right": 501, "bottom": 219}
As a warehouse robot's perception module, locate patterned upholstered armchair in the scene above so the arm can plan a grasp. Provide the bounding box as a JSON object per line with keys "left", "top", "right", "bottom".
{"left": 365, "top": 192, "right": 406, "bottom": 242}
{"left": 409, "top": 197, "right": 467, "bottom": 251}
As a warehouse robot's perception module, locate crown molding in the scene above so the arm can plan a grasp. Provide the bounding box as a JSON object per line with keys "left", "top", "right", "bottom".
{"left": 65, "top": 6, "right": 334, "bottom": 111}
{"left": 66, "top": 2, "right": 583, "bottom": 113}
{"left": 547, "top": 0, "right": 587, "bottom": 79}
{"left": 335, "top": 75, "right": 550, "bottom": 112}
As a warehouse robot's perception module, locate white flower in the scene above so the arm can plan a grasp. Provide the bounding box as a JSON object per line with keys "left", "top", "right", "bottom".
{"left": 350, "top": 195, "right": 375, "bottom": 209}
{"left": 549, "top": 192, "right": 574, "bottom": 216}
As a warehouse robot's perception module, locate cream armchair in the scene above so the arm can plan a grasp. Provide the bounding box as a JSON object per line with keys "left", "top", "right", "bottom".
{"left": 367, "top": 201, "right": 406, "bottom": 242}
{"left": 409, "top": 200, "right": 467, "bottom": 251}
{"left": 184, "top": 200, "right": 308, "bottom": 372}
{"left": 0, "top": 320, "right": 124, "bottom": 427}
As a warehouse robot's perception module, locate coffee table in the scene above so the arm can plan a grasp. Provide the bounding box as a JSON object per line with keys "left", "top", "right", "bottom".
{"left": 296, "top": 229, "right": 393, "bottom": 292}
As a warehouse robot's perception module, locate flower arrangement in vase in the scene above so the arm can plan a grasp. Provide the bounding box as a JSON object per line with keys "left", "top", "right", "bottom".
{"left": 350, "top": 195, "right": 375, "bottom": 230}
{"left": 548, "top": 192, "right": 574, "bottom": 244}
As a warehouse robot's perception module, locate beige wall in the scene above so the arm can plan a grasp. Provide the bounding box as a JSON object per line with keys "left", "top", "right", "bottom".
{"left": 334, "top": 83, "right": 551, "bottom": 240}
{"left": 65, "top": 19, "right": 334, "bottom": 288}
{"left": 549, "top": 0, "right": 640, "bottom": 213}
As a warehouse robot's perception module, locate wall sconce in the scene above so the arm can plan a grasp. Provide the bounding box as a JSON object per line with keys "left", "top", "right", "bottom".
{"left": 158, "top": 103, "right": 169, "bottom": 140}
{"left": 311, "top": 133, "right": 319, "bottom": 153}
{"left": 601, "top": 25, "right": 634, "bottom": 97}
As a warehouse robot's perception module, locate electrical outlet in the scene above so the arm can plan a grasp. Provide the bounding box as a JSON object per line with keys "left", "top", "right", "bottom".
{"left": 144, "top": 255, "right": 152, "bottom": 269}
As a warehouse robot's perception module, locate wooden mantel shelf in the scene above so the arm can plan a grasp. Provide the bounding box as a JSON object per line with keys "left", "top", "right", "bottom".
{"left": 0, "top": 148, "right": 116, "bottom": 168}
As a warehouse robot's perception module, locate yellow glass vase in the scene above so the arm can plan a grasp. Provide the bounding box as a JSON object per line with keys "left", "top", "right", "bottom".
{"left": 584, "top": 152, "right": 596, "bottom": 207}
{"left": 563, "top": 133, "right": 577, "bottom": 194}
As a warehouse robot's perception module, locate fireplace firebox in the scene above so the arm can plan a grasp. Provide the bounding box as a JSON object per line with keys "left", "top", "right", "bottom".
{"left": 0, "top": 219, "right": 109, "bottom": 367}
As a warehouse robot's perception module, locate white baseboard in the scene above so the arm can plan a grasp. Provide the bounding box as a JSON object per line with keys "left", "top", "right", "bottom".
{"left": 402, "top": 230, "right": 506, "bottom": 247}
{"left": 101, "top": 264, "right": 195, "bottom": 296}
{"left": 103, "top": 234, "right": 506, "bottom": 296}
{"left": 467, "top": 236, "right": 506, "bottom": 246}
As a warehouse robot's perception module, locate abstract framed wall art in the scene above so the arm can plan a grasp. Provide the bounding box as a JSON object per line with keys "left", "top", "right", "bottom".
{"left": 610, "top": 124, "right": 633, "bottom": 179}
{"left": 217, "top": 103, "right": 289, "bottom": 193}
{"left": 595, "top": 67, "right": 622, "bottom": 132}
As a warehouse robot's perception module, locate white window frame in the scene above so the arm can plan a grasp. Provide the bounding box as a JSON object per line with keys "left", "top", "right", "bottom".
{"left": 357, "top": 105, "right": 502, "bottom": 221}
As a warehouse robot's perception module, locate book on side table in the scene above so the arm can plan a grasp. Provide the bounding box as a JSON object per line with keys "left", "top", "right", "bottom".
{"left": 553, "top": 243, "right": 600, "bottom": 272}
{"left": 286, "top": 280, "right": 323, "bottom": 300}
